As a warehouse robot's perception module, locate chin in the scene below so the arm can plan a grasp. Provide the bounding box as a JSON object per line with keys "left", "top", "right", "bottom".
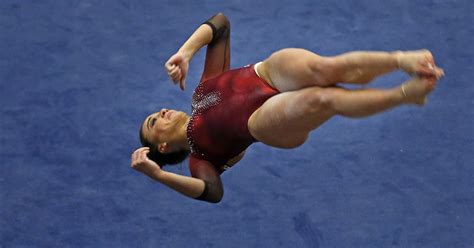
{"left": 174, "top": 111, "right": 187, "bottom": 121}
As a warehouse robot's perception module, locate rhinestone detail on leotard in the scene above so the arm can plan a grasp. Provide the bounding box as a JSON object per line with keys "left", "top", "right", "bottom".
{"left": 186, "top": 83, "right": 222, "bottom": 158}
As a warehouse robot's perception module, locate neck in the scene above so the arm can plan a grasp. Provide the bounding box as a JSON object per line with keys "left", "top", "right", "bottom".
{"left": 175, "top": 115, "right": 191, "bottom": 151}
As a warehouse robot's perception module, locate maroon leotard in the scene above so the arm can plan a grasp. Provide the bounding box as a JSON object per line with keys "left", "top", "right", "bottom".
{"left": 187, "top": 64, "right": 279, "bottom": 173}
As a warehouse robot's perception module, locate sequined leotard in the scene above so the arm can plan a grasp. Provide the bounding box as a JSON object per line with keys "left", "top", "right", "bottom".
{"left": 187, "top": 64, "right": 279, "bottom": 173}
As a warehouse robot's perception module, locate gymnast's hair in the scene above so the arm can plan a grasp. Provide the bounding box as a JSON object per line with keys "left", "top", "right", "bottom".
{"left": 139, "top": 125, "right": 189, "bottom": 166}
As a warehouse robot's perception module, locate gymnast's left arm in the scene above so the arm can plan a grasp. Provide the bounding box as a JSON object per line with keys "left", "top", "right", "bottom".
{"left": 164, "top": 19, "right": 214, "bottom": 90}
{"left": 165, "top": 13, "right": 230, "bottom": 90}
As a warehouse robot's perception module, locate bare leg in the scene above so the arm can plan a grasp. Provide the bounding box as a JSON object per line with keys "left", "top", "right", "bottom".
{"left": 322, "top": 50, "right": 444, "bottom": 85}
{"left": 325, "top": 51, "right": 399, "bottom": 84}
{"left": 322, "top": 76, "right": 436, "bottom": 117}
{"left": 259, "top": 48, "right": 444, "bottom": 92}
{"left": 248, "top": 77, "right": 435, "bottom": 148}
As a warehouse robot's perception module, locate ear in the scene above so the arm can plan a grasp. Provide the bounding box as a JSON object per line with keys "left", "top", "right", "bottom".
{"left": 158, "top": 142, "right": 168, "bottom": 153}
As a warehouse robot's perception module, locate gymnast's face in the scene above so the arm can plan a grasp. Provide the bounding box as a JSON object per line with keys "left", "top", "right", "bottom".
{"left": 141, "top": 108, "right": 187, "bottom": 153}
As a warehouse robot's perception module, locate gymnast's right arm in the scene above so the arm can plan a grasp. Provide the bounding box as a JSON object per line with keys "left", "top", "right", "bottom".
{"left": 131, "top": 147, "right": 223, "bottom": 203}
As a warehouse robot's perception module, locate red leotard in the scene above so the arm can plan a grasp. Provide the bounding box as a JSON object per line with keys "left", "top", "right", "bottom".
{"left": 187, "top": 64, "right": 279, "bottom": 173}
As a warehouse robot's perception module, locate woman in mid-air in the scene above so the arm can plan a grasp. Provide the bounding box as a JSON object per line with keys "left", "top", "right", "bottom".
{"left": 131, "top": 13, "right": 444, "bottom": 203}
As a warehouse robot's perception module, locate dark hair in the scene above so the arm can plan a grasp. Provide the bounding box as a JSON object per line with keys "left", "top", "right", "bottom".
{"left": 139, "top": 124, "right": 189, "bottom": 166}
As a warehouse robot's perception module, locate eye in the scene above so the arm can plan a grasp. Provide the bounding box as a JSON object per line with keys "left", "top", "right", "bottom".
{"left": 150, "top": 117, "right": 157, "bottom": 127}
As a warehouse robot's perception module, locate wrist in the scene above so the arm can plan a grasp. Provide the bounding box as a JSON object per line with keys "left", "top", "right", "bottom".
{"left": 177, "top": 24, "right": 213, "bottom": 61}
{"left": 177, "top": 49, "right": 193, "bottom": 62}
{"left": 144, "top": 166, "right": 164, "bottom": 180}
{"left": 152, "top": 167, "right": 166, "bottom": 181}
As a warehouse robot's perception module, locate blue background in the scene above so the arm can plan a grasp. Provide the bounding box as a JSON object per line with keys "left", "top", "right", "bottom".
{"left": 1, "top": 0, "right": 473, "bottom": 247}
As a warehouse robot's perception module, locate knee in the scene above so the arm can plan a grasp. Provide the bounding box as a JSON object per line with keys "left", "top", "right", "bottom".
{"left": 299, "top": 87, "right": 335, "bottom": 115}
{"left": 307, "top": 56, "right": 338, "bottom": 86}
{"left": 268, "top": 132, "right": 307, "bottom": 149}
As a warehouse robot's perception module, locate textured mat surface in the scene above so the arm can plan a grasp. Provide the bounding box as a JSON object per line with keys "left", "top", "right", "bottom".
{"left": 1, "top": 0, "right": 473, "bottom": 247}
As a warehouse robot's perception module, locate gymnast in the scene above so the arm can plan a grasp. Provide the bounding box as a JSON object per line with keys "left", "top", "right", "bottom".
{"left": 131, "top": 13, "right": 444, "bottom": 203}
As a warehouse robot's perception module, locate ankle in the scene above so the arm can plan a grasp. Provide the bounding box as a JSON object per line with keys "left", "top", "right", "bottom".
{"left": 400, "top": 85, "right": 407, "bottom": 98}
{"left": 392, "top": 51, "right": 402, "bottom": 70}
{"left": 393, "top": 85, "right": 407, "bottom": 104}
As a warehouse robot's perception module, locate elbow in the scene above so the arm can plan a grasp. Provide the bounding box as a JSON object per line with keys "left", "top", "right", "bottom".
{"left": 194, "top": 193, "right": 223, "bottom": 204}
{"left": 205, "top": 198, "right": 221, "bottom": 204}
{"left": 209, "top": 191, "right": 223, "bottom": 203}
{"left": 214, "top": 12, "right": 231, "bottom": 29}
{"left": 193, "top": 180, "right": 224, "bottom": 203}
{"left": 198, "top": 189, "right": 224, "bottom": 204}
{"left": 204, "top": 13, "right": 231, "bottom": 44}
{"left": 215, "top": 12, "right": 228, "bottom": 21}
{"left": 203, "top": 188, "right": 223, "bottom": 203}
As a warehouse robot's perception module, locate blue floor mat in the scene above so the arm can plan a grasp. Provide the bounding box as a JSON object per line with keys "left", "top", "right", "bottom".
{"left": 1, "top": 0, "right": 473, "bottom": 247}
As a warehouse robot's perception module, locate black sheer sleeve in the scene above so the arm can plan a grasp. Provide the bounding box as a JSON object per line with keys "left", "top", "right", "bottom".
{"left": 203, "top": 13, "right": 230, "bottom": 44}
{"left": 200, "top": 13, "right": 231, "bottom": 82}
{"left": 189, "top": 156, "right": 224, "bottom": 203}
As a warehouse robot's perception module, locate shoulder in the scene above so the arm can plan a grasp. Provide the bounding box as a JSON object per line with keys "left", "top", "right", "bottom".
{"left": 189, "top": 155, "right": 223, "bottom": 178}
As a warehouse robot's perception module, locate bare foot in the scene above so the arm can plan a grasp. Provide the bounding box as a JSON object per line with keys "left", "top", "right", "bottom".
{"left": 395, "top": 50, "right": 445, "bottom": 78}
{"left": 400, "top": 76, "right": 437, "bottom": 105}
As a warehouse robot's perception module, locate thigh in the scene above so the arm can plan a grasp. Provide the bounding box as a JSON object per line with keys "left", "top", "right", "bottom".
{"left": 260, "top": 48, "right": 331, "bottom": 92}
{"left": 248, "top": 87, "right": 335, "bottom": 149}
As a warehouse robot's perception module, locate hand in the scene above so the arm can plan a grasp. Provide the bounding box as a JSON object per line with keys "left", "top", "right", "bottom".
{"left": 131, "top": 147, "right": 162, "bottom": 177}
{"left": 165, "top": 52, "right": 189, "bottom": 91}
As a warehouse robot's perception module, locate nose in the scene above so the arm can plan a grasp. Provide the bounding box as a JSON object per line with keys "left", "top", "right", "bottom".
{"left": 159, "top": 109, "right": 168, "bottom": 118}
